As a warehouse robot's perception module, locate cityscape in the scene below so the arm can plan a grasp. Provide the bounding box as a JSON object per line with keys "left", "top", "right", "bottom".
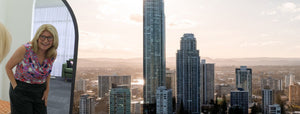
{"left": 70, "top": 0, "right": 300, "bottom": 114}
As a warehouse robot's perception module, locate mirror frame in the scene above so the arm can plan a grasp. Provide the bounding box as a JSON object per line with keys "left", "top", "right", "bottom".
{"left": 61, "top": 0, "right": 79, "bottom": 114}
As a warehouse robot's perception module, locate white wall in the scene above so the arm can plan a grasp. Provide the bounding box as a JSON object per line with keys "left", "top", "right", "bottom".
{"left": 0, "top": 0, "right": 35, "bottom": 101}
{"left": 0, "top": 0, "right": 7, "bottom": 23}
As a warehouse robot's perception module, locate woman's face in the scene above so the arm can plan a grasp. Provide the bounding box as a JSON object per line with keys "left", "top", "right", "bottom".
{"left": 38, "top": 31, "right": 53, "bottom": 52}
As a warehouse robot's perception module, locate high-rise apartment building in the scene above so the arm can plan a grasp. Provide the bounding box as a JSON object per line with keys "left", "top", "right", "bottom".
{"left": 261, "top": 77, "right": 283, "bottom": 91}
{"left": 236, "top": 66, "right": 252, "bottom": 103}
{"left": 156, "top": 86, "right": 172, "bottom": 114}
{"left": 98, "top": 75, "right": 131, "bottom": 98}
{"left": 79, "top": 94, "right": 95, "bottom": 114}
{"left": 230, "top": 88, "right": 249, "bottom": 114}
{"left": 166, "top": 68, "right": 176, "bottom": 98}
{"left": 285, "top": 74, "right": 295, "bottom": 88}
{"left": 143, "top": 0, "right": 166, "bottom": 112}
{"left": 262, "top": 89, "right": 273, "bottom": 114}
{"left": 131, "top": 101, "right": 142, "bottom": 114}
{"left": 289, "top": 83, "right": 300, "bottom": 105}
{"left": 77, "top": 78, "right": 86, "bottom": 92}
{"left": 110, "top": 85, "right": 131, "bottom": 114}
{"left": 177, "top": 33, "right": 201, "bottom": 113}
{"left": 268, "top": 104, "right": 281, "bottom": 114}
{"left": 200, "top": 59, "right": 215, "bottom": 104}
{"left": 216, "top": 84, "right": 234, "bottom": 97}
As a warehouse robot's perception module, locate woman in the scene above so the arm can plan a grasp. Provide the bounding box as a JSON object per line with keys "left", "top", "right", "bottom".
{"left": 5, "top": 24, "right": 58, "bottom": 114}
{"left": 0, "top": 22, "right": 12, "bottom": 63}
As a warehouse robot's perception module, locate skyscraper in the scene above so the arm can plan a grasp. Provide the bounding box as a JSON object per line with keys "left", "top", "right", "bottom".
{"left": 143, "top": 0, "right": 166, "bottom": 112}
{"left": 110, "top": 85, "right": 131, "bottom": 114}
{"left": 177, "top": 33, "right": 201, "bottom": 113}
{"left": 80, "top": 94, "right": 89, "bottom": 114}
{"left": 200, "top": 59, "right": 215, "bottom": 105}
{"left": 236, "top": 66, "right": 252, "bottom": 103}
{"left": 285, "top": 74, "right": 295, "bottom": 88}
{"left": 289, "top": 83, "right": 300, "bottom": 105}
{"left": 261, "top": 77, "right": 283, "bottom": 91}
{"left": 98, "top": 75, "right": 131, "bottom": 98}
{"left": 156, "top": 86, "right": 172, "bottom": 114}
{"left": 131, "top": 101, "right": 142, "bottom": 114}
{"left": 77, "top": 78, "right": 86, "bottom": 92}
{"left": 79, "top": 94, "right": 95, "bottom": 114}
{"left": 230, "top": 88, "right": 249, "bottom": 114}
{"left": 166, "top": 68, "right": 176, "bottom": 98}
{"left": 268, "top": 104, "right": 281, "bottom": 114}
{"left": 262, "top": 89, "right": 273, "bottom": 114}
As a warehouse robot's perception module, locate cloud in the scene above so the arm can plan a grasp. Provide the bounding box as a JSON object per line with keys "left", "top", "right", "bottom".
{"left": 130, "top": 14, "right": 143, "bottom": 23}
{"left": 260, "top": 33, "right": 270, "bottom": 37}
{"left": 272, "top": 19, "right": 279, "bottom": 22}
{"left": 167, "top": 18, "right": 198, "bottom": 29}
{"left": 261, "top": 10, "right": 277, "bottom": 15}
{"left": 95, "top": 0, "right": 142, "bottom": 25}
{"left": 278, "top": 2, "right": 300, "bottom": 13}
{"left": 291, "top": 15, "right": 300, "bottom": 21}
{"left": 78, "top": 31, "right": 122, "bottom": 51}
{"left": 240, "top": 41, "right": 283, "bottom": 48}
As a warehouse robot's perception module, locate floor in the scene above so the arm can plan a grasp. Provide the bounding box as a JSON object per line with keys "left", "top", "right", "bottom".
{"left": 47, "top": 77, "right": 72, "bottom": 114}
{"left": 0, "top": 100, "right": 10, "bottom": 114}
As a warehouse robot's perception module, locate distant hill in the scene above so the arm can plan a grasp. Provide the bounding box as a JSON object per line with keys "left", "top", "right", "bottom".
{"left": 77, "top": 57, "right": 300, "bottom": 68}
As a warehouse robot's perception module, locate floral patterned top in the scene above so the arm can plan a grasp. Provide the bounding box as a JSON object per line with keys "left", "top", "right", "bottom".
{"left": 14, "top": 43, "right": 55, "bottom": 84}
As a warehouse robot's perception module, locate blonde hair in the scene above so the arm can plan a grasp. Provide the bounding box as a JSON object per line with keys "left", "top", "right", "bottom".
{"left": 0, "top": 22, "right": 12, "bottom": 63}
{"left": 32, "top": 24, "right": 59, "bottom": 59}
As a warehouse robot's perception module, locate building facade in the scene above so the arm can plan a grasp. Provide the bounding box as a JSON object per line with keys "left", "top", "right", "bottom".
{"left": 143, "top": 0, "right": 166, "bottom": 107}
{"left": 262, "top": 89, "right": 273, "bottom": 114}
{"left": 79, "top": 94, "right": 95, "bottom": 114}
{"left": 200, "top": 59, "right": 215, "bottom": 104}
{"left": 166, "top": 68, "right": 176, "bottom": 99}
{"left": 110, "top": 85, "right": 131, "bottom": 114}
{"left": 98, "top": 75, "right": 131, "bottom": 98}
{"left": 268, "top": 104, "right": 281, "bottom": 114}
{"left": 216, "top": 84, "right": 234, "bottom": 97}
{"left": 156, "top": 86, "right": 172, "bottom": 114}
{"left": 236, "top": 66, "right": 252, "bottom": 103}
{"left": 261, "top": 77, "right": 283, "bottom": 91}
{"left": 77, "top": 78, "right": 86, "bottom": 92}
{"left": 177, "top": 33, "right": 201, "bottom": 114}
{"left": 131, "top": 101, "right": 142, "bottom": 114}
{"left": 285, "top": 74, "right": 295, "bottom": 88}
{"left": 230, "top": 89, "right": 248, "bottom": 114}
{"left": 289, "top": 83, "right": 300, "bottom": 105}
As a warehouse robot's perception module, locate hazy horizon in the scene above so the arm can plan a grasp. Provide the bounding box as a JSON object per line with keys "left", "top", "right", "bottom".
{"left": 69, "top": 0, "right": 300, "bottom": 59}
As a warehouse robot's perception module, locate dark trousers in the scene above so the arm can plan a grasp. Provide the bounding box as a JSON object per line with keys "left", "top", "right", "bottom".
{"left": 9, "top": 80, "right": 47, "bottom": 114}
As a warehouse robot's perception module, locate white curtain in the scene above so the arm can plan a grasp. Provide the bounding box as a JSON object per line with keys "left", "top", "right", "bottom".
{"left": 32, "top": 6, "right": 75, "bottom": 77}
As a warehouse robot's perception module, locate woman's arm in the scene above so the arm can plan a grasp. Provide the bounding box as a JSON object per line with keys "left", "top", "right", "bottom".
{"left": 42, "top": 56, "right": 56, "bottom": 106}
{"left": 42, "top": 74, "right": 51, "bottom": 106}
{"left": 5, "top": 45, "right": 26, "bottom": 89}
{"left": 46, "top": 74, "right": 50, "bottom": 91}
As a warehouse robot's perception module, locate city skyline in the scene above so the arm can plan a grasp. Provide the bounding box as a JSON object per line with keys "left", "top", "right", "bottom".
{"left": 68, "top": 0, "right": 300, "bottom": 59}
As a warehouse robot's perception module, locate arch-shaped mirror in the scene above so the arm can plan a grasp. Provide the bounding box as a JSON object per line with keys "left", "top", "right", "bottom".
{"left": 33, "top": 0, "right": 78, "bottom": 114}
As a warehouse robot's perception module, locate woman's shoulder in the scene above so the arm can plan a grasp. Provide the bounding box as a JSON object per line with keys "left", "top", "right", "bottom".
{"left": 23, "top": 42, "right": 33, "bottom": 50}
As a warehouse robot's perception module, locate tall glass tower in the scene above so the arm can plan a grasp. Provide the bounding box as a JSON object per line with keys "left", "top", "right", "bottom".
{"left": 236, "top": 66, "right": 252, "bottom": 103}
{"left": 176, "top": 33, "right": 201, "bottom": 114}
{"left": 143, "top": 0, "right": 166, "bottom": 109}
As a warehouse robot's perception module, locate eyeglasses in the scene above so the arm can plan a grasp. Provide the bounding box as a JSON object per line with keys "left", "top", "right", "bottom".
{"left": 39, "top": 35, "right": 54, "bottom": 42}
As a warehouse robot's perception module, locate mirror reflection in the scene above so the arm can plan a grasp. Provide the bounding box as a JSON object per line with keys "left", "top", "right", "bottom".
{"left": 34, "top": 0, "right": 76, "bottom": 114}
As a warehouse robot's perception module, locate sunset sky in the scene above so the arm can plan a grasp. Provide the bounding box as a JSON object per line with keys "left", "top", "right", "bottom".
{"left": 69, "top": 0, "right": 300, "bottom": 59}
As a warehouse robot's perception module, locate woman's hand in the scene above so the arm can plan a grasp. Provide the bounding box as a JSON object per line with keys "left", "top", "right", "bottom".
{"left": 6, "top": 45, "right": 26, "bottom": 91}
{"left": 12, "top": 84, "right": 17, "bottom": 90}
{"left": 42, "top": 89, "right": 49, "bottom": 106}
